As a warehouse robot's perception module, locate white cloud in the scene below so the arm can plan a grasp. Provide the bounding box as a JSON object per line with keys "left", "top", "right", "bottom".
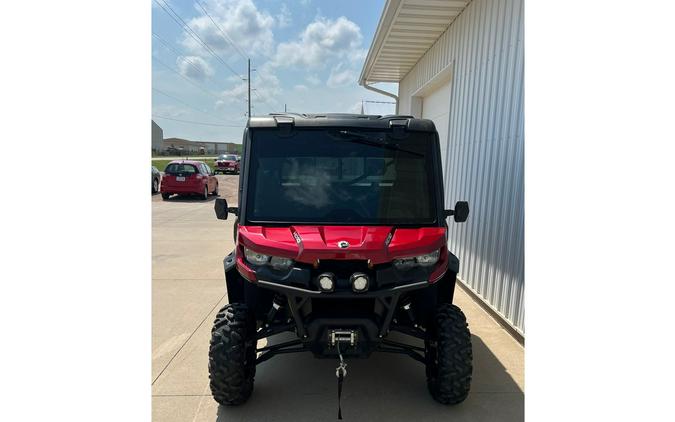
{"left": 294, "top": 84, "right": 308, "bottom": 91}
{"left": 277, "top": 4, "right": 291, "bottom": 28}
{"left": 218, "top": 63, "right": 281, "bottom": 114}
{"left": 349, "top": 48, "right": 368, "bottom": 65}
{"left": 306, "top": 74, "right": 321, "bottom": 86}
{"left": 327, "top": 64, "right": 357, "bottom": 88}
{"left": 273, "top": 16, "right": 363, "bottom": 68}
{"left": 176, "top": 55, "right": 214, "bottom": 81}
{"left": 182, "top": 0, "right": 276, "bottom": 60}
{"left": 253, "top": 65, "right": 282, "bottom": 102}
{"left": 218, "top": 83, "right": 248, "bottom": 105}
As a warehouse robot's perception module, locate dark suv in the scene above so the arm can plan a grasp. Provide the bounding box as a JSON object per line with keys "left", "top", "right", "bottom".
{"left": 210, "top": 114, "right": 472, "bottom": 412}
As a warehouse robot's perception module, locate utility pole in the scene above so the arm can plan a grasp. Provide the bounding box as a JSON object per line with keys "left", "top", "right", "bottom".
{"left": 284, "top": 103, "right": 287, "bottom": 112}
{"left": 247, "top": 59, "right": 251, "bottom": 119}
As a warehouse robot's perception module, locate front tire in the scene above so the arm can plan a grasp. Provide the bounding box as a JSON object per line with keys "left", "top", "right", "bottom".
{"left": 209, "top": 304, "right": 256, "bottom": 406}
{"left": 152, "top": 178, "right": 159, "bottom": 193}
{"left": 202, "top": 186, "right": 209, "bottom": 200}
{"left": 425, "top": 303, "right": 473, "bottom": 404}
{"left": 212, "top": 183, "right": 219, "bottom": 196}
{"left": 161, "top": 193, "right": 170, "bottom": 201}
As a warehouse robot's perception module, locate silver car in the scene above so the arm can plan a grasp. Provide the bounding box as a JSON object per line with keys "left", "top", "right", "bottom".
{"left": 152, "top": 166, "right": 161, "bottom": 193}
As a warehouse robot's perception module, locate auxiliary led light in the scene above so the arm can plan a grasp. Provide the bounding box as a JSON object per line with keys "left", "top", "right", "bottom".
{"left": 317, "top": 273, "right": 335, "bottom": 292}
{"left": 350, "top": 273, "right": 369, "bottom": 292}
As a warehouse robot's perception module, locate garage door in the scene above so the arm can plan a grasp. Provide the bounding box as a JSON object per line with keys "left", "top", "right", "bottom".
{"left": 421, "top": 79, "right": 451, "bottom": 176}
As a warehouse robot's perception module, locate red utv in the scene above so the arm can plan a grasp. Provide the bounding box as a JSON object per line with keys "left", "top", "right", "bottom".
{"left": 160, "top": 160, "right": 218, "bottom": 200}
{"left": 214, "top": 154, "right": 240, "bottom": 174}
{"left": 210, "top": 114, "right": 472, "bottom": 413}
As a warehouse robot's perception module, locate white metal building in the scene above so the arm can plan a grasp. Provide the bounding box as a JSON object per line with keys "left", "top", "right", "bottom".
{"left": 360, "top": 0, "right": 524, "bottom": 335}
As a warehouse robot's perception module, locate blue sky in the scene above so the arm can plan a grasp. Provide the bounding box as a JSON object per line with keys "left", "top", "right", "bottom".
{"left": 152, "top": 0, "right": 397, "bottom": 142}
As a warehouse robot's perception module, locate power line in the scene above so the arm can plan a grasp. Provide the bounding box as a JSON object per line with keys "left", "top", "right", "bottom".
{"left": 194, "top": 0, "right": 248, "bottom": 61}
{"left": 192, "top": 1, "right": 270, "bottom": 117}
{"left": 153, "top": 32, "right": 199, "bottom": 73}
{"left": 152, "top": 55, "right": 221, "bottom": 100}
{"left": 152, "top": 114, "right": 244, "bottom": 127}
{"left": 152, "top": 0, "right": 273, "bottom": 120}
{"left": 152, "top": 32, "right": 219, "bottom": 87}
{"left": 153, "top": 0, "right": 244, "bottom": 80}
{"left": 362, "top": 99, "right": 397, "bottom": 115}
{"left": 152, "top": 32, "right": 226, "bottom": 91}
{"left": 152, "top": 87, "right": 229, "bottom": 122}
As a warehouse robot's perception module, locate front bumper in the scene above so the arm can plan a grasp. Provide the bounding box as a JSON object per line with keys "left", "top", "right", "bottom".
{"left": 256, "top": 279, "right": 429, "bottom": 298}
{"left": 223, "top": 249, "right": 459, "bottom": 361}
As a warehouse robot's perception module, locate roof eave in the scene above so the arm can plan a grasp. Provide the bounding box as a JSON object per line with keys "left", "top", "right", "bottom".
{"left": 359, "top": 0, "right": 402, "bottom": 86}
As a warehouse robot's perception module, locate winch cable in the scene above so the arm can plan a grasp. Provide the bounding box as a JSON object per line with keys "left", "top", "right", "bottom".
{"left": 335, "top": 341, "right": 348, "bottom": 420}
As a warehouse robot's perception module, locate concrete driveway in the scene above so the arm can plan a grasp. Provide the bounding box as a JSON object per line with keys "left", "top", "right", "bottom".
{"left": 152, "top": 175, "right": 524, "bottom": 421}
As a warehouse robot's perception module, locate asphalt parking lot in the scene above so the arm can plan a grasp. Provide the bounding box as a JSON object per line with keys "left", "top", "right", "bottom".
{"left": 152, "top": 174, "right": 524, "bottom": 422}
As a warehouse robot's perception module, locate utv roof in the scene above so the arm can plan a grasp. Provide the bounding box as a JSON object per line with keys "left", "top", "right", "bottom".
{"left": 248, "top": 113, "right": 437, "bottom": 132}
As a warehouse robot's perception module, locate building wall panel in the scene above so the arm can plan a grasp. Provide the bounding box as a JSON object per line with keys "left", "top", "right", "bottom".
{"left": 398, "top": 0, "right": 524, "bottom": 333}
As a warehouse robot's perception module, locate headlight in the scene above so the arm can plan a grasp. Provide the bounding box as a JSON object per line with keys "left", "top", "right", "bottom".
{"left": 393, "top": 250, "right": 441, "bottom": 270}
{"left": 244, "top": 247, "right": 270, "bottom": 265}
{"left": 270, "top": 256, "right": 294, "bottom": 270}
{"left": 415, "top": 250, "right": 440, "bottom": 267}
{"left": 243, "top": 247, "right": 295, "bottom": 270}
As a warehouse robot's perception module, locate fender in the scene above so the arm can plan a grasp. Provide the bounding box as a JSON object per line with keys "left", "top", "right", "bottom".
{"left": 223, "top": 251, "right": 244, "bottom": 303}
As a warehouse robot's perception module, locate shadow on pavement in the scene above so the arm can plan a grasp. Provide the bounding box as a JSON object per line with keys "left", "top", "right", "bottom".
{"left": 214, "top": 332, "right": 523, "bottom": 422}
{"left": 161, "top": 194, "right": 219, "bottom": 203}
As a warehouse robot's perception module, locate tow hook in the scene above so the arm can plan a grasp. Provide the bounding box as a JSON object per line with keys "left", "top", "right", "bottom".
{"left": 329, "top": 329, "right": 356, "bottom": 419}
{"left": 334, "top": 338, "right": 349, "bottom": 420}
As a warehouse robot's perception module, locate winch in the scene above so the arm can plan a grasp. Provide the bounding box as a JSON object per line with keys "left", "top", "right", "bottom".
{"left": 329, "top": 329, "right": 358, "bottom": 347}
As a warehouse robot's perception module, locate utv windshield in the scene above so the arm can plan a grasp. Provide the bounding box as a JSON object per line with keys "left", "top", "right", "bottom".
{"left": 246, "top": 129, "right": 438, "bottom": 225}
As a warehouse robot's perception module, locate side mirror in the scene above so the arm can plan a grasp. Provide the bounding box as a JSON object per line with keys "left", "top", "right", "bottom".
{"left": 444, "top": 201, "right": 469, "bottom": 223}
{"left": 215, "top": 198, "right": 228, "bottom": 220}
{"left": 453, "top": 201, "right": 469, "bottom": 222}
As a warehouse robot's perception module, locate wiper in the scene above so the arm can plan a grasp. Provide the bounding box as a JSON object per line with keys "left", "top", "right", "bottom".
{"left": 334, "top": 130, "right": 423, "bottom": 157}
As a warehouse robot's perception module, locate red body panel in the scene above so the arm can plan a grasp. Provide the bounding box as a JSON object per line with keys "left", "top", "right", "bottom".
{"left": 236, "top": 225, "right": 449, "bottom": 283}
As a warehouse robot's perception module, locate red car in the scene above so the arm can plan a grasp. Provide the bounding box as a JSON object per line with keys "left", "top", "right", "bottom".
{"left": 160, "top": 160, "right": 218, "bottom": 200}
{"left": 214, "top": 154, "right": 240, "bottom": 174}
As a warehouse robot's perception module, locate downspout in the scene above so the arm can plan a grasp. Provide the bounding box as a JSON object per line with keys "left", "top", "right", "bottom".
{"left": 361, "top": 81, "right": 399, "bottom": 114}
